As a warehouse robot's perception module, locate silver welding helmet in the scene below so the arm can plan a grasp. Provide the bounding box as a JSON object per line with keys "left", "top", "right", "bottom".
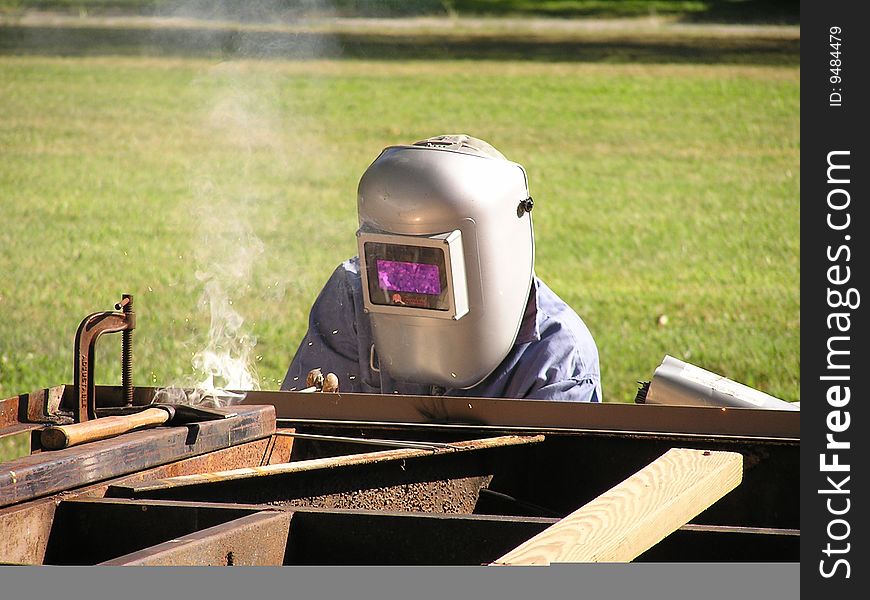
{"left": 356, "top": 134, "right": 535, "bottom": 388}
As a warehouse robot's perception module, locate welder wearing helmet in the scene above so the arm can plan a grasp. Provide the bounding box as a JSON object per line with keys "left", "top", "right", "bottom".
{"left": 281, "top": 135, "right": 602, "bottom": 402}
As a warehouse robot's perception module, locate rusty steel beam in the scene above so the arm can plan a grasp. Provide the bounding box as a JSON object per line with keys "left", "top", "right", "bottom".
{"left": 43, "top": 497, "right": 265, "bottom": 565}
{"left": 47, "top": 498, "right": 561, "bottom": 566}
{"left": 52, "top": 498, "right": 561, "bottom": 566}
{"left": 0, "top": 405, "right": 276, "bottom": 508}
{"left": 99, "top": 511, "right": 291, "bottom": 566}
{"left": 0, "top": 500, "right": 57, "bottom": 565}
{"left": 0, "top": 436, "right": 291, "bottom": 565}
{"left": 5, "top": 493, "right": 801, "bottom": 565}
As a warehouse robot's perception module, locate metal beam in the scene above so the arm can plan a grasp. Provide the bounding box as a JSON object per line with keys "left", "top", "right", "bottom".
{"left": 91, "top": 386, "right": 799, "bottom": 440}
{"left": 11, "top": 496, "right": 800, "bottom": 565}
{"left": 251, "top": 389, "right": 799, "bottom": 440}
{"left": 0, "top": 404, "right": 275, "bottom": 508}
{"left": 99, "top": 511, "right": 291, "bottom": 566}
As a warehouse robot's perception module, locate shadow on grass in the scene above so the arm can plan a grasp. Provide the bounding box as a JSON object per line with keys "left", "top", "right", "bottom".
{"left": 0, "top": 25, "right": 799, "bottom": 65}
{"left": 449, "top": 0, "right": 799, "bottom": 24}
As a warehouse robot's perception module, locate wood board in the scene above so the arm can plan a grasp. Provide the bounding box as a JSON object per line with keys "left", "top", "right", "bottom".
{"left": 493, "top": 448, "right": 744, "bottom": 564}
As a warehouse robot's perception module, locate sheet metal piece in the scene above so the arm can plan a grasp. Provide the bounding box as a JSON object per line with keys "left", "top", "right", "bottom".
{"left": 644, "top": 355, "right": 798, "bottom": 411}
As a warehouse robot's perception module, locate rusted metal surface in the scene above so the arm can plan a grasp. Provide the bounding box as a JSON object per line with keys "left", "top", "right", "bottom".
{"left": 0, "top": 435, "right": 291, "bottom": 564}
{"left": 23, "top": 496, "right": 800, "bottom": 566}
{"left": 28, "top": 497, "right": 560, "bottom": 566}
{"left": 1, "top": 492, "right": 801, "bottom": 565}
{"left": 276, "top": 430, "right": 462, "bottom": 450}
{"left": 264, "top": 429, "right": 295, "bottom": 464}
{"left": 21, "top": 386, "right": 69, "bottom": 425}
{"left": 0, "top": 404, "right": 275, "bottom": 508}
{"left": 281, "top": 423, "right": 798, "bottom": 529}
{"left": 108, "top": 436, "right": 543, "bottom": 513}
{"left": 73, "top": 434, "right": 294, "bottom": 499}
{"left": 0, "top": 423, "right": 40, "bottom": 454}
{"left": 277, "top": 474, "right": 493, "bottom": 513}
{"left": 73, "top": 295, "right": 136, "bottom": 422}
{"left": 41, "top": 497, "right": 264, "bottom": 565}
{"left": 0, "top": 499, "right": 58, "bottom": 565}
{"left": 110, "top": 435, "right": 540, "bottom": 491}
{"left": 0, "top": 393, "right": 22, "bottom": 428}
{"left": 1, "top": 381, "right": 800, "bottom": 564}
{"left": 100, "top": 511, "right": 291, "bottom": 566}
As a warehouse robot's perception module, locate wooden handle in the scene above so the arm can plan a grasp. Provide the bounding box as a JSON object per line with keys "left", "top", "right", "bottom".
{"left": 41, "top": 407, "right": 171, "bottom": 450}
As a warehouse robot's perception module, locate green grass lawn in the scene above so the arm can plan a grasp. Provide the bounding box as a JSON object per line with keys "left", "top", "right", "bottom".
{"left": 0, "top": 19, "right": 799, "bottom": 425}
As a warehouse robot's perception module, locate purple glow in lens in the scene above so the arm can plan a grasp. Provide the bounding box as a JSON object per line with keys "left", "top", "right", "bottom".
{"left": 376, "top": 260, "right": 441, "bottom": 295}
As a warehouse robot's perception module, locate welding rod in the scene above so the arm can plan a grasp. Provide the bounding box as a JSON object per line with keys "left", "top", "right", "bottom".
{"left": 273, "top": 429, "right": 461, "bottom": 451}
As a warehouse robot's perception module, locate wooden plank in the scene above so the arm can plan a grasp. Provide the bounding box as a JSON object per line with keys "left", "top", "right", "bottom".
{"left": 0, "top": 404, "right": 276, "bottom": 508}
{"left": 492, "top": 448, "right": 743, "bottom": 565}
{"left": 111, "top": 434, "right": 544, "bottom": 495}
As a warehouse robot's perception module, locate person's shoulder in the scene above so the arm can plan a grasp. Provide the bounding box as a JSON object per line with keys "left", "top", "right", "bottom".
{"left": 340, "top": 256, "right": 361, "bottom": 275}
{"left": 534, "top": 278, "right": 592, "bottom": 333}
{"left": 510, "top": 277, "right": 600, "bottom": 400}
{"left": 325, "top": 257, "right": 362, "bottom": 286}
{"left": 312, "top": 257, "right": 363, "bottom": 303}
{"left": 532, "top": 277, "right": 598, "bottom": 359}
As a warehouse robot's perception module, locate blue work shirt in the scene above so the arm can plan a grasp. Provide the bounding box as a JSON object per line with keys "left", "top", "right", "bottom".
{"left": 282, "top": 258, "right": 602, "bottom": 402}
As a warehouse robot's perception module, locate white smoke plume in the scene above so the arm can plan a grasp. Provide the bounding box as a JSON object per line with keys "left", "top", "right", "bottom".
{"left": 190, "top": 192, "right": 265, "bottom": 396}
{"left": 153, "top": 1, "right": 336, "bottom": 407}
{"left": 155, "top": 179, "right": 266, "bottom": 407}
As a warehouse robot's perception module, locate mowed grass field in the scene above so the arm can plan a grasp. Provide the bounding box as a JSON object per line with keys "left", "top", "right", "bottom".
{"left": 0, "top": 19, "right": 799, "bottom": 414}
